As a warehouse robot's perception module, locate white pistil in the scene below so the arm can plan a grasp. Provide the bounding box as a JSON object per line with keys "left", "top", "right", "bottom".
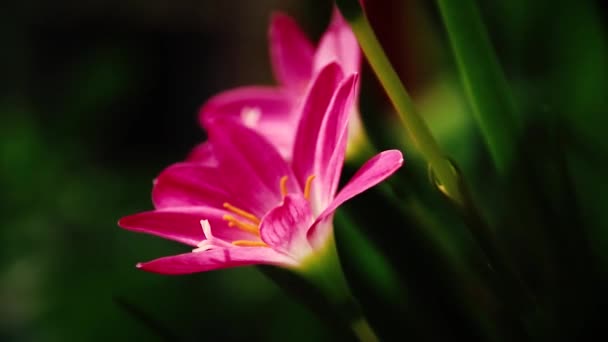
{"left": 192, "top": 219, "right": 224, "bottom": 252}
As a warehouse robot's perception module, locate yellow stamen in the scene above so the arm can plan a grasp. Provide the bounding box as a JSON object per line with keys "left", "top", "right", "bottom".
{"left": 304, "top": 175, "right": 316, "bottom": 200}
{"left": 280, "top": 175, "right": 289, "bottom": 197}
{"left": 232, "top": 240, "right": 268, "bottom": 247}
{"left": 223, "top": 202, "right": 260, "bottom": 224}
{"left": 223, "top": 214, "right": 260, "bottom": 235}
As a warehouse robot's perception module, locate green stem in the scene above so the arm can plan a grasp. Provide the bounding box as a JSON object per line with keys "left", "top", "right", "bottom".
{"left": 336, "top": 0, "right": 464, "bottom": 205}
{"left": 351, "top": 317, "right": 380, "bottom": 342}
{"left": 298, "top": 235, "right": 380, "bottom": 342}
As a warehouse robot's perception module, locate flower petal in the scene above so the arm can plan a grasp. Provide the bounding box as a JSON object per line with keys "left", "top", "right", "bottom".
{"left": 199, "top": 86, "right": 296, "bottom": 159}
{"left": 259, "top": 194, "right": 314, "bottom": 261}
{"left": 269, "top": 12, "right": 315, "bottom": 89}
{"left": 118, "top": 206, "right": 256, "bottom": 247}
{"left": 152, "top": 162, "right": 230, "bottom": 209}
{"left": 313, "top": 9, "right": 361, "bottom": 76}
{"left": 186, "top": 142, "right": 217, "bottom": 165}
{"left": 316, "top": 74, "right": 359, "bottom": 207}
{"left": 292, "top": 64, "right": 358, "bottom": 212}
{"left": 206, "top": 118, "right": 300, "bottom": 216}
{"left": 292, "top": 63, "right": 344, "bottom": 191}
{"left": 200, "top": 87, "right": 291, "bottom": 124}
{"left": 137, "top": 247, "right": 297, "bottom": 275}
{"left": 313, "top": 9, "right": 363, "bottom": 162}
{"left": 307, "top": 150, "right": 404, "bottom": 248}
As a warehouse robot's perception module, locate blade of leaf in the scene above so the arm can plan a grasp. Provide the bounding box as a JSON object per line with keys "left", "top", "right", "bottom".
{"left": 436, "top": 0, "right": 520, "bottom": 172}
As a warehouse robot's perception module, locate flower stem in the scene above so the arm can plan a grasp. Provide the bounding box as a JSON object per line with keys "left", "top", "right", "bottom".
{"left": 298, "top": 234, "right": 380, "bottom": 342}
{"left": 336, "top": 0, "right": 464, "bottom": 205}
{"left": 351, "top": 316, "right": 380, "bottom": 342}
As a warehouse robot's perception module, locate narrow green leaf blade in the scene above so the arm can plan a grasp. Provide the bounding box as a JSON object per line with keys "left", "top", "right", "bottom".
{"left": 437, "top": 0, "right": 520, "bottom": 172}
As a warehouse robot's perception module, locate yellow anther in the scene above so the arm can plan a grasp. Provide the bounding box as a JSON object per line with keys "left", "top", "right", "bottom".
{"left": 223, "top": 202, "right": 260, "bottom": 224}
{"left": 223, "top": 214, "right": 260, "bottom": 235}
{"left": 280, "top": 176, "right": 289, "bottom": 197}
{"left": 232, "top": 240, "right": 268, "bottom": 247}
{"left": 304, "top": 175, "right": 316, "bottom": 200}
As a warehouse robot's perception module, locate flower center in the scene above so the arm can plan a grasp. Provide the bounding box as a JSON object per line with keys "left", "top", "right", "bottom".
{"left": 222, "top": 202, "right": 267, "bottom": 247}
{"left": 219, "top": 175, "right": 316, "bottom": 248}
{"left": 280, "top": 175, "right": 316, "bottom": 200}
{"left": 304, "top": 175, "right": 315, "bottom": 200}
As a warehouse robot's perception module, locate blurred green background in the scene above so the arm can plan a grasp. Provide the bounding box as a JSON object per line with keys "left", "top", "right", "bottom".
{"left": 1, "top": 0, "right": 606, "bottom": 341}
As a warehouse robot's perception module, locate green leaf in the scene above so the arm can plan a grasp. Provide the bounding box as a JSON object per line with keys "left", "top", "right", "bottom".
{"left": 437, "top": 0, "right": 520, "bottom": 172}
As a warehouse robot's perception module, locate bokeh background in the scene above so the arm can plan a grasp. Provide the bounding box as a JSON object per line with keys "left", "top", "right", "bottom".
{"left": 1, "top": 0, "right": 606, "bottom": 341}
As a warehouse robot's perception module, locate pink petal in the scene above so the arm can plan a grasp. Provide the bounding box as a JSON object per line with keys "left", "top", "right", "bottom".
{"left": 316, "top": 74, "right": 359, "bottom": 207}
{"left": 199, "top": 86, "right": 297, "bottom": 159}
{"left": 307, "top": 150, "right": 404, "bottom": 248}
{"left": 118, "top": 206, "right": 256, "bottom": 247}
{"left": 152, "top": 162, "right": 231, "bottom": 210}
{"left": 199, "top": 86, "right": 292, "bottom": 125}
{"left": 292, "top": 64, "right": 358, "bottom": 212}
{"left": 292, "top": 63, "right": 344, "bottom": 194}
{"left": 186, "top": 142, "right": 217, "bottom": 165}
{"left": 137, "top": 247, "right": 297, "bottom": 275}
{"left": 259, "top": 194, "right": 314, "bottom": 261}
{"left": 206, "top": 118, "right": 300, "bottom": 216}
{"left": 269, "top": 12, "right": 314, "bottom": 89}
{"left": 313, "top": 9, "right": 361, "bottom": 76}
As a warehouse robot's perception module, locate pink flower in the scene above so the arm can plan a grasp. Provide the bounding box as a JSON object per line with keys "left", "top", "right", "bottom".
{"left": 199, "top": 9, "right": 361, "bottom": 160}
{"left": 119, "top": 64, "right": 402, "bottom": 274}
